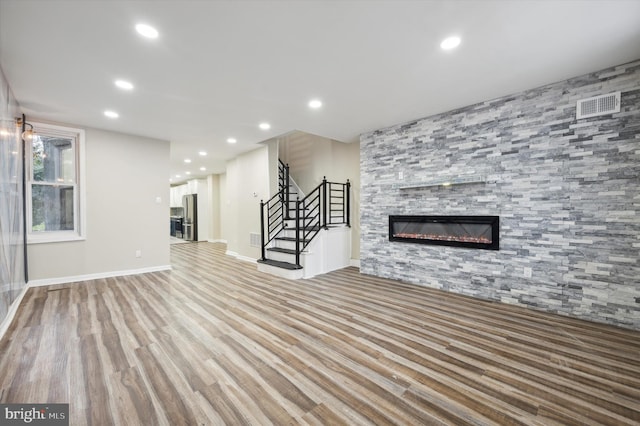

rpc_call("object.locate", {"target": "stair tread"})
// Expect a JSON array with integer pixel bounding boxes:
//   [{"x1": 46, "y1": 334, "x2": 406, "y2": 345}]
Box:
[
  {"x1": 257, "y1": 259, "x2": 302, "y2": 270},
  {"x1": 281, "y1": 226, "x2": 321, "y2": 232},
  {"x1": 267, "y1": 247, "x2": 298, "y2": 254},
  {"x1": 275, "y1": 237, "x2": 310, "y2": 242}
]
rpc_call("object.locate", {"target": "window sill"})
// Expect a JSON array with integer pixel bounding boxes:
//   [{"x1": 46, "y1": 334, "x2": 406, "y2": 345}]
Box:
[{"x1": 27, "y1": 233, "x2": 86, "y2": 245}]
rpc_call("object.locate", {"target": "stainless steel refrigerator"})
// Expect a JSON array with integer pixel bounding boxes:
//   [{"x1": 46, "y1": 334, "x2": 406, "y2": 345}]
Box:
[{"x1": 182, "y1": 194, "x2": 198, "y2": 241}]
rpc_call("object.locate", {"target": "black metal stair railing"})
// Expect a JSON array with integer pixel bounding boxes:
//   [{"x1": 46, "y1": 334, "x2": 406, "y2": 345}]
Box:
[
  {"x1": 278, "y1": 159, "x2": 291, "y2": 220},
  {"x1": 325, "y1": 178, "x2": 351, "y2": 227},
  {"x1": 260, "y1": 160, "x2": 290, "y2": 260},
  {"x1": 260, "y1": 191, "x2": 284, "y2": 261},
  {"x1": 294, "y1": 177, "x2": 351, "y2": 267},
  {"x1": 261, "y1": 168, "x2": 351, "y2": 268}
]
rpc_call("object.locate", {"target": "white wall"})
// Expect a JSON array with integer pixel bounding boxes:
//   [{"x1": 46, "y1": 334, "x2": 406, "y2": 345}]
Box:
[
  {"x1": 218, "y1": 173, "x2": 228, "y2": 242},
  {"x1": 28, "y1": 126, "x2": 170, "y2": 281},
  {"x1": 331, "y1": 140, "x2": 360, "y2": 261},
  {"x1": 265, "y1": 138, "x2": 279, "y2": 196},
  {"x1": 223, "y1": 146, "x2": 270, "y2": 260},
  {"x1": 223, "y1": 162, "x2": 239, "y2": 254},
  {"x1": 279, "y1": 132, "x2": 329, "y2": 194},
  {"x1": 207, "y1": 174, "x2": 222, "y2": 241}
]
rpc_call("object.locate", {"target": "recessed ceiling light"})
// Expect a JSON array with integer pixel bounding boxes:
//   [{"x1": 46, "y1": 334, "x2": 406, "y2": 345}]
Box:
[
  {"x1": 185, "y1": 171, "x2": 191, "y2": 175},
  {"x1": 198, "y1": 151, "x2": 207, "y2": 156},
  {"x1": 135, "y1": 23, "x2": 159, "y2": 39},
  {"x1": 259, "y1": 122, "x2": 271, "y2": 130},
  {"x1": 104, "y1": 110, "x2": 119, "y2": 118},
  {"x1": 227, "y1": 138, "x2": 237, "y2": 144},
  {"x1": 440, "y1": 36, "x2": 461, "y2": 50},
  {"x1": 176, "y1": 174, "x2": 181, "y2": 178},
  {"x1": 115, "y1": 79, "x2": 134, "y2": 90},
  {"x1": 200, "y1": 167, "x2": 206, "y2": 171},
  {"x1": 308, "y1": 99, "x2": 322, "y2": 109},
  {"x1": 184, "y1": 159, "x2": 191, "y2": 163}
]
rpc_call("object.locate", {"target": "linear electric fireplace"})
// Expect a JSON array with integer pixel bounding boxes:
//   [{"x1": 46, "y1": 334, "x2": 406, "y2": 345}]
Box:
[{"x1": 389, "y1": 215, "x2": 499, "y2": 250}]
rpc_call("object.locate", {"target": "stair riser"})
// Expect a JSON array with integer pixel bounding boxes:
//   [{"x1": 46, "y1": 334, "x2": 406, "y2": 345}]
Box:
[
  {"x1": 266, "y1": 250, "x2": 298, "y2": 263},
  {"x1": 274, "y1": 240, "x2": 298, "y2": 251},
  {"x1": 281, "y1": 229, "x2": 320, "y2": 240}
]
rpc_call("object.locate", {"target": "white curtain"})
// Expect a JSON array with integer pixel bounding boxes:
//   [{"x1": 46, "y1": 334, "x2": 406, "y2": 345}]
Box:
[{"x1": 0, "y1": 67, "x2": 25, "y2": 324}]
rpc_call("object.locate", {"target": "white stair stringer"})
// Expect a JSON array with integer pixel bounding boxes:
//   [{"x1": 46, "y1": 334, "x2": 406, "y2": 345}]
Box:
[{"x1": 300, "y1": 225, "x2": 351, "y2": 278}]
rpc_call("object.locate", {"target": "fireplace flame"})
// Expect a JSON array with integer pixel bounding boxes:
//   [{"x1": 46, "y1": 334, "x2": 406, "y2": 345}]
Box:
[{"x1": 393, "y1": 232, "x2": 492, "y2": 244}]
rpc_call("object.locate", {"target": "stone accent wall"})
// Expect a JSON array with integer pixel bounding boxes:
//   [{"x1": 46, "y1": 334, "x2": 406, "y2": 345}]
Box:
[{"x1": 360, "y1": 60, "x2": 640, "y2": 329}]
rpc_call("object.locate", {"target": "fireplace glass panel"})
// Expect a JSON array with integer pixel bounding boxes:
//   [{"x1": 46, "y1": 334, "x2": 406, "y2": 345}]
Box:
[{"x1": 389, "y1": 215, "x2": 499, "y2": 250}]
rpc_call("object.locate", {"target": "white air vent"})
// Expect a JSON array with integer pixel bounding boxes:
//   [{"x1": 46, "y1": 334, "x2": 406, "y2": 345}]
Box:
[
  {"x1": 249, "y1": 232, "x2": 261, "y2": 248},
  {"x1": 576, "y1": 91, "x2": 620, "y2": 119}
]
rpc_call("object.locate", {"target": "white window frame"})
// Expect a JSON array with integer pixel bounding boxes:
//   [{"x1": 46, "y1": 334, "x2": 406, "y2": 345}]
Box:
[{"x1": 26, "y1": 122, "x2": 86, "y2": 244}]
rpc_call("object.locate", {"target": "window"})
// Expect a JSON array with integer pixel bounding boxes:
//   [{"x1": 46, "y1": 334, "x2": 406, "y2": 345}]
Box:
[{"x1": 27, "y1": 122, "x2": 85, "y2": 243}]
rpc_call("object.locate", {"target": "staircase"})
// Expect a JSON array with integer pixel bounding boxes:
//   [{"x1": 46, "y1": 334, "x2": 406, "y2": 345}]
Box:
[{"x1": 257, "y1": 160, "x2": 351, "y2": 279}]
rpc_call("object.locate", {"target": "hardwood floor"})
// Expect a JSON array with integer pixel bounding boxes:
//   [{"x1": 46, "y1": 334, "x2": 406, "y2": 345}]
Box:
[{"x1": 1, "y1": 242, "x2": 639, "y2": 425}]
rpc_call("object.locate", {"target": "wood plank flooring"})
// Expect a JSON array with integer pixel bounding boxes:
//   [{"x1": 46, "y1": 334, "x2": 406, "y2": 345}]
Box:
[{"x1": 1, "y1": 242, "x2": 639, "y2": 425}]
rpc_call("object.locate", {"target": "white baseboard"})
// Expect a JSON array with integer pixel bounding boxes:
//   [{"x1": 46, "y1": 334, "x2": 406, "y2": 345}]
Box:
[
  {"x1": 236, "y1": 254, "x2": 257, "y2": 264},
  {"x1": 350, "y1": 259, "x2": 361, "y2": 268},
  {"x1": 225, "y1": 250, "x2": 257, "y2": 264},
  {"x1": 208, "y1": 239, "x2": 227, "y2": 243},
  {"x1": 0, "y1": 284, "x2": 29, "y2": 341},
  {"x1": 28, "y1": 265, "x2": 172, "y2": 287}
]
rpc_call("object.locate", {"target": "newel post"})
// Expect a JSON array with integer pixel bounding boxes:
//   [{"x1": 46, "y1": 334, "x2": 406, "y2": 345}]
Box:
[
  {"x1": 260, "y1": 199, "x2": 266, "y2": 260},
  {"x1": 346, "y1": 179, "x2": 351, "y2": 227},
  {"x1": 322, "y1": 176, "x2": 328, "y2": 228}
]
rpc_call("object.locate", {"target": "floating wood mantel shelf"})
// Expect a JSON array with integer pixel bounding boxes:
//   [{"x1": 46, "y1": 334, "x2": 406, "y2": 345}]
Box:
[{"x1": 393, "y1": 175, "x2": 487, "y2": 190}]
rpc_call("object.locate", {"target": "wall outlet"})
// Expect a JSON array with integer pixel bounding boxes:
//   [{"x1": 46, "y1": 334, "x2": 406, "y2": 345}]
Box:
[
  {"x1": 398, "y1": 171, "x2": 404, "y2": 180},
  {"x1": 524, "y1": 267, "x2": 532, "y2": 278},
  {"x1": 135, "y1": 250, "x2": 142, "y2": 258},
  {"x1": 155, "y1": 196, "x2": 162, "y2": 204}
]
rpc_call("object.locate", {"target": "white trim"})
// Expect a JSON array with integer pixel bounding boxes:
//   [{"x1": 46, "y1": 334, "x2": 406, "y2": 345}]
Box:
[
  {"x1": 350, "y1": 259, "x2": 361, "y2": 268},
  {"x1": 236, "y1": 254, "x2": 257, "y2": 264},
  {"x1": 225, "y1": 250, "x2": 257, "y2": 264},
  {"x1": 208, "y1": 239, "x2": 227, "y2": 243},
  {"x1": 0, "y1": 285, "x2": 29, "y2": 342},
  {"x1": 26, "y1": 234, "x2": 86, "y2": 244},
  {"x1": 26, "y1": 122, "x2": 86, "y2": 244},
  {"x1": 27, "y1": 265, "x2": 172, "y2": 287},
  {"x1": 78, "y1": 124, "x2": 87, "y2": 239}
]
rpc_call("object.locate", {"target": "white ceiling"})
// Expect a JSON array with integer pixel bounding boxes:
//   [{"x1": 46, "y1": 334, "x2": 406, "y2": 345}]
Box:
[{"x1": 1, "y1": 0, "x2": 639, "y2": 182}]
